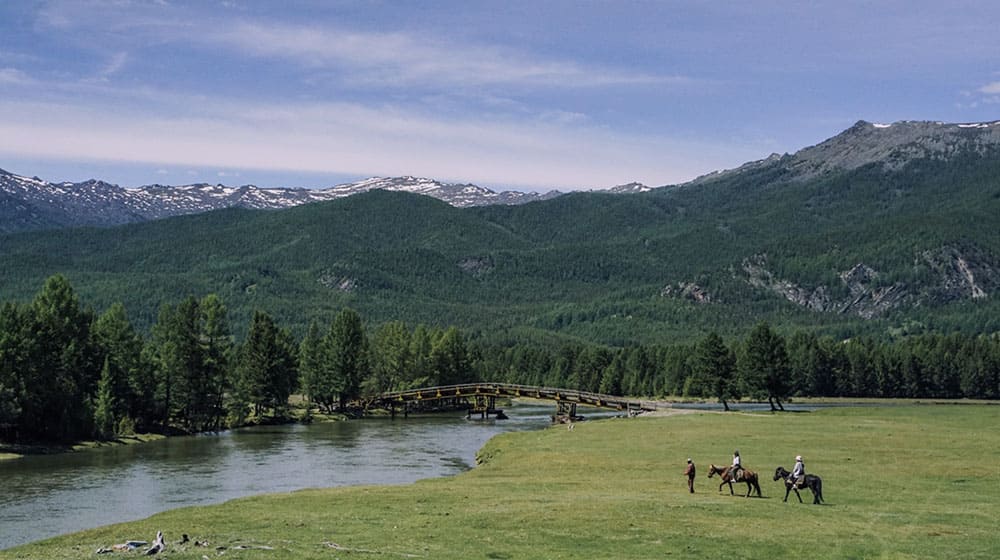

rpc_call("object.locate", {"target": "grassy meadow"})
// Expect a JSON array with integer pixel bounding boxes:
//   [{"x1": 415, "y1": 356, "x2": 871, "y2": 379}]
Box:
[{"x1": 3, "y1": 405, "x2": 998, "y2": 559}]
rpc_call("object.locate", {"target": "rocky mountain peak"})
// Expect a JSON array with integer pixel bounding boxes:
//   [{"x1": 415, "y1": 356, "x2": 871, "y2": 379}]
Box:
[{"x1": 786, "y1": 119, "x2": 1000, "y2": 178}]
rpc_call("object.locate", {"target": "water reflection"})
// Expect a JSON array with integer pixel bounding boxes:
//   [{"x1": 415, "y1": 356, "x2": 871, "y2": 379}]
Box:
[{"x1": 0, "y1": 402, "x2": 559, "y2": 550}]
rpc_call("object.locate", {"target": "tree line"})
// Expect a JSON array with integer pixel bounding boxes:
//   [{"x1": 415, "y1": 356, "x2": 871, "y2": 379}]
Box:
[
  {"x1": 2, "y1": 276, "x2": 998, "y2": 443},
  {"x1": 484, "y1": 323, "x2": 1000, "y2": 409},
  {"x1": 0, "y1": 276, "x2": 475, "y2": 443}
]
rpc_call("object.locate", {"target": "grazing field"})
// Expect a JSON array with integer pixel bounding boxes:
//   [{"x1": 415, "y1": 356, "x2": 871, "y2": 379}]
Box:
[{"x1": 3, "y1": 405, "x2": 998, "y2": 559}]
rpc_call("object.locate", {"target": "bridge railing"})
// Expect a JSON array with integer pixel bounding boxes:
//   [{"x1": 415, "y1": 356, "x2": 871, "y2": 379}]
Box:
[{"x1": 362, "y1": 382, "x2": 660, "y2": 413}]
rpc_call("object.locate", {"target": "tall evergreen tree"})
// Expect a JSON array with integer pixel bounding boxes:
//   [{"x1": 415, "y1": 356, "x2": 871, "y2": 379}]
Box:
[
  {"x1": 322, "y1": 308, "x2": 368, "y2": 410},
  {"x1": 92, "y1": 303, "x2": 143, "y2": 431},
  {"x1": 407, "y1": 324, "x2": 434, "y2": 388},
  {"x1": 23, "y1": 275, "x2": 97, "y2": 440},
  {"x1": 234, "y1": 310, "x2": 298, "y2": 418},
  {"x1": 299, "y1": 319, "x2": 325, "y2": 409},
  {"x1": 93, "y1": 357, "x2": 118, "y2": 439},
  {"x1": 368, "y1": 321, "x2": 411, "y2": 395},
  {"x1": 738, "y1": 322, "x2": 790, "y2": 411},
  {"x1": 0, "y1": 303, "x2": 26, "y2": 441},
  {"x1": 199, "y1": 294, "x2": 232, "y2": 431},
  {"x1": 692, "y1": 332, "x2": 738, "y2": 411},
  {"x1": 430, "y1": 326, "x2": 471, "y2": 387}
]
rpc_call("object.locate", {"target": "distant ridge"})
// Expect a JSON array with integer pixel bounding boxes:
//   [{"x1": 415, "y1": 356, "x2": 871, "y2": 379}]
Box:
[
  {"x1": 4, "y1": 119, "x2": 1000, "y2": 234},
  {"x1": 0, "y1": 172, "x2": 562, "y2": 233}
]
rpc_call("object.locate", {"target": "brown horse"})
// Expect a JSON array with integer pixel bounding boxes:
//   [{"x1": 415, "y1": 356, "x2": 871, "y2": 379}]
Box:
[{"x1": 707, "y1": 464, "x2": 762, "y2": 497}]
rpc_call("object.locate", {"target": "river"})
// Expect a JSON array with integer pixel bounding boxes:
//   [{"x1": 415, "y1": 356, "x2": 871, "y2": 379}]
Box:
[{"x1": 1, "y1": 402, "x2": 570, "y2": 550}]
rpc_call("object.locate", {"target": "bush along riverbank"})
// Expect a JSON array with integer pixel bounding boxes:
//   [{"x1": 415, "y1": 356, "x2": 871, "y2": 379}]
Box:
[{"x1": 3, "y1": 404, "x2": 998, "y2": 559}]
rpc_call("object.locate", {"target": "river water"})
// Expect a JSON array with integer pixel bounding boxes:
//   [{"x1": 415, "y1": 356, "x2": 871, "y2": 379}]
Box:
[{"x1": 1, "y1": 403, "x2": 568, "y2": 550}]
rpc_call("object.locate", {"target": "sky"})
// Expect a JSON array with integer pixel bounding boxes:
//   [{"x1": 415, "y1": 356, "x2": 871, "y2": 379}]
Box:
[{"x1": 2, "y1": 1, "x2": 1000, "y2": 192}]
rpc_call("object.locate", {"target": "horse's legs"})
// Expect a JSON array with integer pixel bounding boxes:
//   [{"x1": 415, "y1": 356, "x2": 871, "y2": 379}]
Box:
[
  {"x1": 810, "y1": 483, "x2": 821, "y2": 504},
  {"x1": 783, "y1": 485, "x2": 790, "y2": 502},
  {"x1": 793, "y1": 487, "x2": 803, "y2": 503}
]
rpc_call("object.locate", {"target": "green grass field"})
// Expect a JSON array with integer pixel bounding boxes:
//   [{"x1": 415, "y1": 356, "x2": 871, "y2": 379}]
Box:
[{"x1": 4, "y1": 405, "x2": 998, "y2": 559}]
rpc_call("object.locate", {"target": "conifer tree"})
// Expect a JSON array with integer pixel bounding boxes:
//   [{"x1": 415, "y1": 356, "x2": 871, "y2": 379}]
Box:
[
  {"x1": 692, "y1": 332, "x2": 738, "y2": 411},
  {"x1": 322, "y1": 308, "x2": 368, "y2": 410},
  {"x1": 93, "y1": 357, "x2": 117, "y2": 439},
  {"x1": 368, "y1": 321, "x2": 411, "y2": 395},
  {"x1": 92, "y1": 303, "x2": 143, "y2": 430},
  {"x1": 430, "y1": 326, "x2": 471, "y2": 387},
  {"x1": 24, "y1": 275, "x2": 97, "y2": 440},
  {"x1": 738, "y1": 322, "x2": 790, "y2": 411}
]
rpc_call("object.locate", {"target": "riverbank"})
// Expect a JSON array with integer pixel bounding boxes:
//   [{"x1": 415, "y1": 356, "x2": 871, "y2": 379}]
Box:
[
  {"x1": 4, "y1": 404, "x2": 997, "y2": 559},
  {"x1": 0, "y1": 434, "x2": 166, "y2": 462}
]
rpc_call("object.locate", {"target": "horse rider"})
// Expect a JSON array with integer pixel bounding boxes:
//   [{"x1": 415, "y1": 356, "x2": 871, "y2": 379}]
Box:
[
  {"x1": 788, "y1": 455, "x2": 805, "y2": 487},
  {"x1": 731, "y1": 449, "x2": 743, "y2": 482},
  {"x1": 684, "y1": 458, "x2": 696, "y2": 493}
]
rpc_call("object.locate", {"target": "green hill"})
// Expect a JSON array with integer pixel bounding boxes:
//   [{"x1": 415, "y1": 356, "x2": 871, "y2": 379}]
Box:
[{"x1": 2, "y1": 129, "x2": 999, "y2": 344}]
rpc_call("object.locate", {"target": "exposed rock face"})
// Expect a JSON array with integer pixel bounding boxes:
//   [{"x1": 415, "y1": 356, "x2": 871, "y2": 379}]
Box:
[
  {"x1": 742, "y1": 255, "x2": 834, "y2": 312},
  {"x1": 921, "y1": 245, "x2": 999, "y2": 301},
  {"x1": 318, "y1": 271, "x2": 358, "y2": 292},
  {"x1": 742, "y1": 246, "x2": 997, "y2": 319},
  {"x1": 836, "y1": 264, "x2": 910, "y2": 319},
  {"x1": 660, "y1": 282, "x2": 714, "y2": 303},
  {"x1": 458, "y1": 256, "x2": 495, "y2": 278}
]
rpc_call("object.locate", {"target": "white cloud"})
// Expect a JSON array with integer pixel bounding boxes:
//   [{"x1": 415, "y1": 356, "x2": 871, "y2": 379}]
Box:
[
  {"x1": 207, "y1": 22, "x2": 689, "y2": 90},
  {"x1": 0, "y1": 67, "x2": 34, "y2": 85},
  {"x1": 100, "y1": 52, "x2": 129, "y2": 79},
  {"x1": 978, "y1": 82, "x2": 1000, "y2": 94}
]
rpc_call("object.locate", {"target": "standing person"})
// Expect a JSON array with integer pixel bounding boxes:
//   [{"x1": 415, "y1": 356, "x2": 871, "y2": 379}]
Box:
[
  {"x1": 731, "y1": 449, "x2": 743, "y2": 482},
  {"x1": 684, "y1": 458, "x2": 696, "y2": 493},
  {"x1": 789, "y1": 455, "x2": 805, "y2": 487}
]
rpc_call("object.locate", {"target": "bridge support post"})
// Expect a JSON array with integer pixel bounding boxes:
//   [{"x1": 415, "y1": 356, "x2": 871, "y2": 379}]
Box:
[
  {"x1": 467, "y1": 395, "x2": 503, "y2": 419},
  {"x1": 553, "y1": 401, "x2": 578, "y2": 423}
]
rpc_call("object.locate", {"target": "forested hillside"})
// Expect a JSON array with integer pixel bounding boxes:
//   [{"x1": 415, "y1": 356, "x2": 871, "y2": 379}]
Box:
[{"x1": 2, "y1": 150, "x2": 999, "y2": 345}]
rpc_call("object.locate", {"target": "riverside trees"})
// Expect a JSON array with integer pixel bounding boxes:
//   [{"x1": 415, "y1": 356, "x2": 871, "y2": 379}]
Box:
[{"x1": 1, "y1": 275, "x2": 999, "y2": 445}]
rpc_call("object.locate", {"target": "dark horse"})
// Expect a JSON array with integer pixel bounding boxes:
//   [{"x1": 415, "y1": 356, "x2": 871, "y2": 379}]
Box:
[
  {"x1": 707, "y1": 464, "x2": 762, "y2": 497},
  {"x1": 774, "y1": 466, "x2": 824, "y2": 504}
]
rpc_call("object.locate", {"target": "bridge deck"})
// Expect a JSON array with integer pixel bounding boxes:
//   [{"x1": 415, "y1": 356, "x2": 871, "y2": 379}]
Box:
[{"x1": 359, "y1": 383, "x2": 660, "y2": 414}]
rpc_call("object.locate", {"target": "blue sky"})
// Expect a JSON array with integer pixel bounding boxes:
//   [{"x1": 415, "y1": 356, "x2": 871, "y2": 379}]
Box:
[{"x1": 1, "y1": 0, "x2": 999, "y2": 191}]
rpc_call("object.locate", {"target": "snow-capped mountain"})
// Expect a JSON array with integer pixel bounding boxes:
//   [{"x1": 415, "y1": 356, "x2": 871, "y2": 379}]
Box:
[
  {"x1": 604, "y1": 182, "x2": 652, "y2": 194},
  {"x1": 0, "y1": 171, "x2": 563, "y2": 233}
]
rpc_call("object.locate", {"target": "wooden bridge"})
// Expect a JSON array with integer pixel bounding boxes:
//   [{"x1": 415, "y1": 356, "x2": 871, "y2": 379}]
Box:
[{"x1": 356, "y1": 383, "x2": 660, "y2": 421}]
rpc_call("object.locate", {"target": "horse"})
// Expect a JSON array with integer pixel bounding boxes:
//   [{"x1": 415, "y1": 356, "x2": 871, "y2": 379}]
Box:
[
  {"x1": 707, "y1": 464, "x2": 762, "y2": 497},
  {"x1": 774, "y1": 466, "x2": 824, "y2": 504}
]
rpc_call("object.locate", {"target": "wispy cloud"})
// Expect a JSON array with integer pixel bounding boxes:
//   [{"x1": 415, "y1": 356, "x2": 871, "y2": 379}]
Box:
[
  {"x1": 98, "y1": 51, "x2": 128, "y2": 80},
  {"x1": 979, "y1": 82, "x2": 1000, "y2": 94},
  {"x1": 205, "y1": 21, "x2": 690, "y2": 90},
  {"x1": 0, "y1": 67, "x2": 34, "y2": 85}
]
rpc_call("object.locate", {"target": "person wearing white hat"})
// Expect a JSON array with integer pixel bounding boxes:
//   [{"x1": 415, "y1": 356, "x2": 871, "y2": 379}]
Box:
[{"x1": 789, "y1": 455, "x2": 805, "y2": 487}]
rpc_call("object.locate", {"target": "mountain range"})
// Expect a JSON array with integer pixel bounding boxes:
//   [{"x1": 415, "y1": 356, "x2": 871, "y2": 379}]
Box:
[
  {"x1": 0, "y1": 171, "x2": 600, "y2": 234},
  {"x1": 1, "y1": 119, "x2": 999, "y2": 344}
]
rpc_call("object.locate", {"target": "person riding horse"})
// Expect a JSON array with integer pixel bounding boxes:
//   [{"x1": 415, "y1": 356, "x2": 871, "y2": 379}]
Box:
[
  {"x1": 731, "y1": 450, "x2": 743, "y2": 482},
  {"x1": 788, "y1": 455, "x2": 805, "y2": 487}
]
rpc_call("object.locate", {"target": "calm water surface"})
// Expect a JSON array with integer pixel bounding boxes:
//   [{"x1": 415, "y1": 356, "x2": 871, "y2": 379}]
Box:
[{"x1": 1, "y1": 403, "x2": 567, "y2": 550}]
